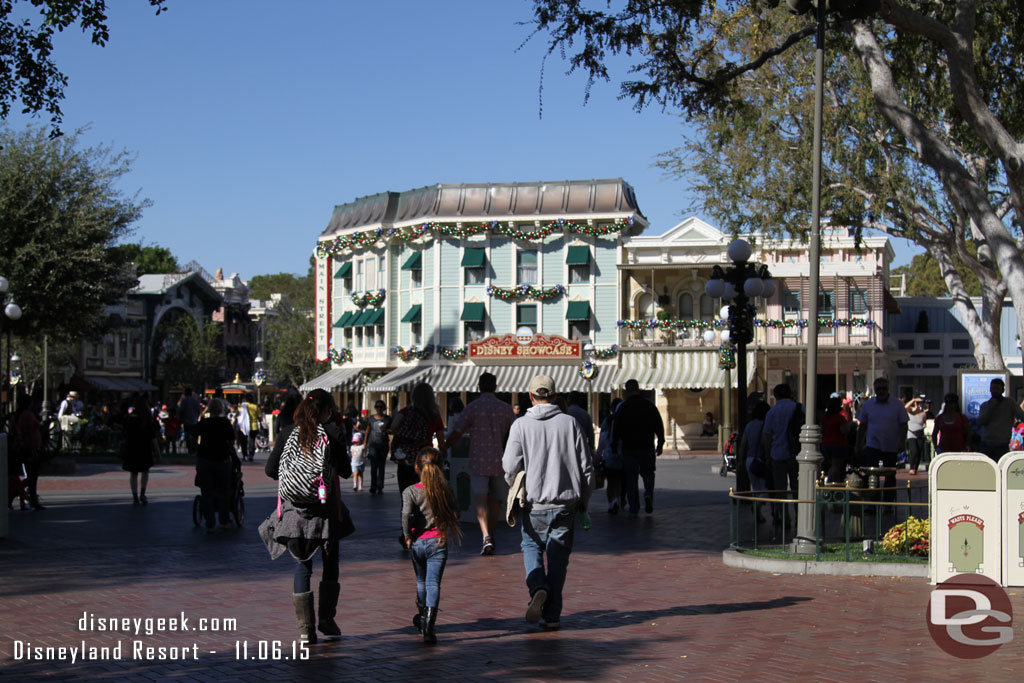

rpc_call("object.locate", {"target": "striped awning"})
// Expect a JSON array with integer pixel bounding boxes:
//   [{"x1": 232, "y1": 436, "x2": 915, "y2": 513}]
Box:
[
  {"x1": 299, "y1": 367, "x2": 363, "y2": 393},
  {"x1": 363, "y1": 365, "x2": 434, "y2": 392},
  {"x1": 641, "y1": 351, "x2": 756, "y2": 390},
  {"x1": 395, "y1": 363, "x2": 621, "y2": 394}
]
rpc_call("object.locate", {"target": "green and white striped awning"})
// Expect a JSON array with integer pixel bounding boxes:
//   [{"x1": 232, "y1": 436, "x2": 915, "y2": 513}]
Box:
[
  {"x1": 426, "y1": 363, "x2": 619, "y2": 394},
  {"x1": 613, "y1": 351, "x2": 756, "y2": 390},
  {"x1": 299, "y1": 367, "x2": 363, "y2": 393},
  {"x1": 363, "y1": 365, "x2": 434, "y2": 392}
]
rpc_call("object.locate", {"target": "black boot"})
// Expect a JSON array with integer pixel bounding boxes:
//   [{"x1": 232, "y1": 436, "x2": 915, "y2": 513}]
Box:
[
  {"x1": 317, "y1": 581, "x2": 341, "y2": 638},
  {"x1": 412, "y1": 601, "x2": 425, "y2": 632},
  {"x1": 422, "y1": 606, "x2": 437, "y2": 644},
  {"x1": 292, "y1": 592, "x2": 317, "y2": 644}
]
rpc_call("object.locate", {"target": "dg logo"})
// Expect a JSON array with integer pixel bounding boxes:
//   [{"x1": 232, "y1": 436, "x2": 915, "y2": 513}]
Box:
[{"x1": 927, "y1": 574, "x2": 1013, "y2": 659}]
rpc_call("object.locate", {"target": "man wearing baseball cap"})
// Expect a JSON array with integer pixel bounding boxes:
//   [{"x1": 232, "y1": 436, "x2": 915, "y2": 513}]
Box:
[{"x1": 502, "y1": 373, "x2": 593, "y2": 630}]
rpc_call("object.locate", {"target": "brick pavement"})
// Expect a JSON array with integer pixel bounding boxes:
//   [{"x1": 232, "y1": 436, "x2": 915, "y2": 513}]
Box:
[{"x1": 1, "y1": 457, "x2": 1021, "y2": 682}]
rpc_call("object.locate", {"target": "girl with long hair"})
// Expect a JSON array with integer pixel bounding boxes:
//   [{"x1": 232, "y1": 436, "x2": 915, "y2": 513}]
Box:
[
  {"x1": 265, "y1": 389, "x2": 352, "y2": 644},
  {"x1": 390, "y1": 381, "x2": 446, "y2": 547},
  {"x1": 401, "y1": 447, "x2": 461, "y2": 644},
  {"x1": 932, "y1": 393, "x2": 970, "y2": 455}
]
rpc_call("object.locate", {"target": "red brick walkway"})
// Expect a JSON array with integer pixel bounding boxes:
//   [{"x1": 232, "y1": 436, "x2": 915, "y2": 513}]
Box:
[{"x1": 1, "y1": 459, "x2": 1019, "y2": 681}]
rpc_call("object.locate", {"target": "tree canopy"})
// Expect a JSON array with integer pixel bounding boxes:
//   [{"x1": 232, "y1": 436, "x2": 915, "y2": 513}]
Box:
[
  {"x1": 892, "y1": 250, "x2": 981, "y2": 298},
  {"x1": 265, "y1": 306, "x2": 326, "y2": 389},
  {"x1": 109, "y1": 243, "x2": 179, "y2": 275},
  {"x1": 0, "y1": 125, "x2": 148, "y2": 339},
  {"x1": 0, "y1": 0, "x2": 166, "y2": 130},
  {"x1": 248, "y1": 269, "x2": 313, "y2": 309}
]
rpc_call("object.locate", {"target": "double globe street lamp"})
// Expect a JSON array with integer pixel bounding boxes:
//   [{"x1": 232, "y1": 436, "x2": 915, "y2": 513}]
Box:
[
  {"x1": 704, "y1": 239, "x2": 775, "y2": 494},
  {"x1": 0, "y1": 276, "x2": 24, "y2": 423}
]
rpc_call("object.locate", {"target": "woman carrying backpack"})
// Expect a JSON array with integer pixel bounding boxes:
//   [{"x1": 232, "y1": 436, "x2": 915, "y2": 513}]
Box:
[
  {"x1": 389, "y1": 382, "x2": 446, "y2": 547},
  {"x1": 265, "y1": 389, "x2": 352, "y2": 644},
  {"x1": 401, "y1": 447, "x2": 461, "y2": 644}
]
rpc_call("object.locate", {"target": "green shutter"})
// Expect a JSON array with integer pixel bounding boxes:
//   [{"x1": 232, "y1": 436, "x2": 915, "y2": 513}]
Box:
[
  {"x1": 401, "y1": 304, "x2": 422, "y2": 323},
  {"x1": 517, "y1": 305, "x2": 537, "y2": 326},
  {"x1": 460, "y1": 302, "x2": 486, "y2": 322},
  {"x1": 401, "y1": 252, "x2": 422, "y2": 270},
  {"x1": 566, "y1": 301, "x2": 591, "y2": 320},
  {"x1": 335, "y1": 311, "x2": 354, "y2": 327},
  {"x1": 461, "y1": 248, "x2": 486, "y2": 268},
  {"x1": 334, "y1": 261, "x2": 352, "y2": 278},
  {"x1": 565, "y1": 246, "x2": 590, "y2": 265}
]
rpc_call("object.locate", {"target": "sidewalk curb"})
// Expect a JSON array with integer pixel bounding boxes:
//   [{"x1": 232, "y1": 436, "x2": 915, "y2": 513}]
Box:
[{"x1": 722, "y1": 549, "x2": 929, "y2": 579}]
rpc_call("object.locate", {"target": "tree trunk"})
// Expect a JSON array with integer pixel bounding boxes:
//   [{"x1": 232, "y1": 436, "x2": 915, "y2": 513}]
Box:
[{"x1": 932, "y1": 243, "x2": 1005, "y2": 370}]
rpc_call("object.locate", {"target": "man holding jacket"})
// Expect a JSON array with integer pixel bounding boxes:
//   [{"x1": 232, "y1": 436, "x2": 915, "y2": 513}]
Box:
[{"x1": 503, "y1": 374, "x2": 593, "y2": 631}]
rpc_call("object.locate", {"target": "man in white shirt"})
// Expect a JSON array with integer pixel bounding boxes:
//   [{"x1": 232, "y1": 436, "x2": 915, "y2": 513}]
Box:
[
  {"x1": 856, "y1": 378, "x2": 908, "y2": 501},
  {"x1": 57, "y1": 390, "x2": 84, "y2": 452}
]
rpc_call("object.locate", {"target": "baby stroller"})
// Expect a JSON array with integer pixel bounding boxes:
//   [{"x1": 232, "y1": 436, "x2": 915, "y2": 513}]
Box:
[
  {"x1": 192, "y1": 459, "x2": 245, "y2": 527},
  {"x1": 719, "y1": 432, "x2": 739, "y2": 477}
]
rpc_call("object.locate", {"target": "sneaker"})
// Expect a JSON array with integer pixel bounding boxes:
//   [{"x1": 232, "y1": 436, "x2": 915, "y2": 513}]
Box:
[
  {"x1": 644, "y1": 495, "x2": 653, "y2": 514},
  {"x1": 140, "y1": 494, "x2": 148, "y2": 505},
  {"x1": 540, "y1": 620, "x2": 561, "y2": 631},
  {"x1": 525, "y1": 589, "x2": 547, "y2": 624},
  {"x1": 481, "y1": 536, "x2": 495, "y2": 556}
]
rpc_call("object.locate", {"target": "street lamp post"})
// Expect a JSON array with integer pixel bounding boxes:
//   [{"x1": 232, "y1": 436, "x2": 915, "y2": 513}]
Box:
[
  {"x1": 0, "y1": 276, "x2": 24, "y2": 425},
  {"x1": 9, "y1": 353, "x2": 21, "y2": 414},
  {"x1": 581, "y1": 340, "x2": 595, "y2": 424},
  {"x1": 252, "y1": 354, "x2": 266, "y2": 407},
  {"x1": 705, "y1": 240, "x2": 775, "y2": 493}
]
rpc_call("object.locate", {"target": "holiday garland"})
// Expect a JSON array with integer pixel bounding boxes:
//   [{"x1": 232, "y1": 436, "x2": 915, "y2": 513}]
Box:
[
  {"x1": 438, "y1": 346, "x2": 467, "y2": 361},
  {"x1": 392, "y1": 345, "x2": 433, "y2": 361},
  {"x1": 329, "y1": 347, "x2": 354, "y2": 364},
  {"x1": 618, "y1": 317, "x2": 877, "y2": 330},
  {"x1": 487, "y1": 284, "x2": 566, "y2": 302},
  {"x1": 351, "y1": 289, "x2": 386, "y2": 308},
  {"x1": 718, "y1": 343, "x2": 736, "y2": 370},
  {"x1": 577, "y1": 360, "x2": 598, "y2": 380},
  {"x1": 316, "y1": 217, "x2": 634, "y2": 257},
  {"x1": 593, "y1": 345, "x2": 618, "y2": 359}
]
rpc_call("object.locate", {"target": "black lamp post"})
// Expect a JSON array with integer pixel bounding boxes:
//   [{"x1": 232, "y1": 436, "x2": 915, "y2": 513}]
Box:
[
  {"x1": 0, "y1": 276, "x2": 24, "y2": 426},
  {"x1": 705, "y1": 239, "x2": 775, "y2": 493}
]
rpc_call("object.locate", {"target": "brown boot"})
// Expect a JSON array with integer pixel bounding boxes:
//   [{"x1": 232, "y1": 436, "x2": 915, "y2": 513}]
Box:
[
  {"x1": 317, "y1": 581, "x2": 341, "y2": 638},
  {"x1": 292, "y1": 592, "x2": 317, "y2": 644}
]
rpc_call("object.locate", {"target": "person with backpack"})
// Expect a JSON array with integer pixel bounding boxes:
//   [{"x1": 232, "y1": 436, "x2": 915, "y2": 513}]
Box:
[
  {"x1": 366, "y1": 400, "x2": 392, "y2": 495},
  {"x1": 401, "y1": 447, "x2": 462, "y2": 644},
  {"x1": 390, "y1": 382, "x2": 446, "y2": 548},
  {"x1": 265, "y1": 389, "x2": 352, "y2": 644},
  {"x1": 761, "y1": 383, "x2": 804, "y2": 532}
]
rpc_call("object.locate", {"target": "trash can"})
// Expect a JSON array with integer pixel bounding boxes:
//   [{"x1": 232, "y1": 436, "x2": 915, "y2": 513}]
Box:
[
  {"x1": 447, "y1": 434, "x2": 475, "y2": 524},
  {"x1": 1000, "y1": 450, "x2": 1024, "y2": 587},
  {"x1": 929, "y1": 452, "x2": 1001, "y2": 585}
]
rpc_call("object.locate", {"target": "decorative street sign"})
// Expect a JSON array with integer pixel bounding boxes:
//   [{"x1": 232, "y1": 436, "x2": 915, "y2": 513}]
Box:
[{"x1": 469, "y1": 333, "x2": 581, "y2": 360}]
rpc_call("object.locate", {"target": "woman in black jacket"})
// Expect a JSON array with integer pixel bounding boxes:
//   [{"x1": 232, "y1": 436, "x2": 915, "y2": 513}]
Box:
[{"x1": 265, "y1": 389, "x2": 351, "y2": 643}]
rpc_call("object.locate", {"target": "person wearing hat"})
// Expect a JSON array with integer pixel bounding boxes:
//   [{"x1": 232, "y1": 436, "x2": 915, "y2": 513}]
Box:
[
  {"x1": 57, "y1": 390, "x2": 85, "y2": 453},
  {"x1": 502, "y1": 374, "x2": 593, "y2": 630}
]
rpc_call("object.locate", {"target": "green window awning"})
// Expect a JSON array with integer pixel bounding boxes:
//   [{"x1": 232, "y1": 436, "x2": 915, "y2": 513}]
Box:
[
  {"x1": 401, "y1": 304, "x2": 422, "y2": 323},
  {"x1": 461, "y1": 302, "x2": 486, "y2": 322},
  {"x1": 369, "y1": 308, "x2": 386, "y2": 325},
  {"x1": 566, "y1": 246, "x2": 590, "y2": 265},
  {"x1": 335, "y1": 261, "x2": 352, "y2": 278},
  {"x1": 461, "y1": 248, "x2": 486, "y2": 268},
  {"x1": 566, "y1": 301, "x2": 591, "y2": 320},
  {"x1": 351, "y1": 309, "x2": 373, "y2": 326},
  {"x1": 335, "y1": 311, "x2": 354, "y2": 327},
  {"x1": 401, "y1": 252, "x2": 422, "y2": 270}
]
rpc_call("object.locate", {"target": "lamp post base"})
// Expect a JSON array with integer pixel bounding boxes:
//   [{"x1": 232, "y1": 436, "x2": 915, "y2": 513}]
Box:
[{"x1": 791, "y1": 423, "x2": 823, "y2": 555}]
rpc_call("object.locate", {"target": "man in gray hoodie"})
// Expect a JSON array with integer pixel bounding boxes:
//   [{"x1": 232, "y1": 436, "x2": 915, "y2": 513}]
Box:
[{"x1": 503, "y1": 374, "x2": 593, "y2": 630}]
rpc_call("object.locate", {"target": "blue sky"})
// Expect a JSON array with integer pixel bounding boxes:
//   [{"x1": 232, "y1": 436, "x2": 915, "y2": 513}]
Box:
[{"x1": 9, "y1": 0, "x2": 919, "y2": 279}]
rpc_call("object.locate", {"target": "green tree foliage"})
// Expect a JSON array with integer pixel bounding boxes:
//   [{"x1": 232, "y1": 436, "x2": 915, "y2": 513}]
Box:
[
  {"x1": 109, "y1": 243, "x2": 179, "y2": 274},
  {"x1": 265, "y1": 306, "x2": 327, "y2": 389},
  {"x1": 0, "y1": 0, "x2": 167, "y2": 130},
  {"x1": 7, "y1": 333, "x2": 78, "y2": 399},
  {"x1": 249, "y1": 271, "x2": 313, "y2": 309},
  {"x1": 153, "y1": 311, "x2": 222, "y2": 391},
  {"x1": 0, "y1": 125, "x2": 148, "y2": 339},
  {"x1": 892, "y1": 250, "x2": 982, "y2": 298}
]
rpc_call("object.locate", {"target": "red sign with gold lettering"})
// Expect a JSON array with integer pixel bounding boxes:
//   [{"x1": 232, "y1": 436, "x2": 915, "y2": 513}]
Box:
[{"x1": 469, "y1": 334, "x2": 581, "y2": 360}]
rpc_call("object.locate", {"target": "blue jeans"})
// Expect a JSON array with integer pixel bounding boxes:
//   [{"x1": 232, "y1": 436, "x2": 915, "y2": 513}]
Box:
[
  {"x1": 521, "y1": 506, "x2": 575, "y2": 622},
  {"x1": 622, "y1": 449, "x2": 656, "y2": 513},
  {"x1": 410, "y1": 537, "x2": 448, "y2": 608},
  {"x1": 293, "y1": 539, "x2": 339, "y2": 593}
]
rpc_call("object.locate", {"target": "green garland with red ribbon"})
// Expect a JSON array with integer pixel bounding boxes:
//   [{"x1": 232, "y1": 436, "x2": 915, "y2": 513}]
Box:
[
  {"x1": 487, "y1": 284, "x2": 566, "y2": 301},
  {"x1": 352, "y1": 289, "x2": 386, "y2": 308},
  {"x1": 329, "y1": 347, "x2": 353, "y2": 364},
  {"x1": 618, "y1": 318, "x2": 876, "y2": 330}
]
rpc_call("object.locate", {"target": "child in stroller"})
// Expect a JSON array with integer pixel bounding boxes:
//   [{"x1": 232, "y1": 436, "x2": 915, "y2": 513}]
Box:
[{"x1": 719, "y1": 432, "x2": 739, "y2": 477}]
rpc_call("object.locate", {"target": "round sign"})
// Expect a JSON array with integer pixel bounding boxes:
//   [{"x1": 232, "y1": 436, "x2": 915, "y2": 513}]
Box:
[
  {"x1": 926, "y1": 573, "x2": 1013, "y2": 659},
  {"x1": 515, "y1": 326, "x2": 534, "y2": 345}
]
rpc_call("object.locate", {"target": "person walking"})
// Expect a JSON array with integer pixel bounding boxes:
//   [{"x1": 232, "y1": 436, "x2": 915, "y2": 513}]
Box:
[
  {"x1": 265, "y1": 389, "x2": 352, "y2": 644},
  {"x1": 739, "y1": 401, "x2": 770, "y2": 522},
  {"x1": 12, "y1": 395, "x2": 45, "y2": 510},
  {"x1": 401, "y1": 447, "x2": 462, "y2": 644},
  {"x1": 611, "y1": 379, "x2": 664, "y2": 514},
  {"x1": 390, "y1": 382, "x2": 446, "y2": 548},
  {"x1": 502, "y1": 374, "x2": 593, "y2": 630},
  {"x1": 121, "y1": 395, "x2": 159, "y2": 505},
  {"x1": 932, "y1": 393, "x2": 971, "y2": 456},
  {"x1": 595, "y1": 398, "x2": 623, "y2": 514},
  {"x1": 177, "y1": 387, "x2": 202, "y2": 454},
  {"x1": 905, "y1": 395, "x2": 929, "y2": 474},
  {"x1": 762, "y1": 383, "x2": 803, "y2": 530},
  {"x1": 821, "y1": 394, "x2": 852, "y2": 483},
  {"x1": 856, "y1": 377, "x2": 909, "y2": 501},
  {"x1": 446, "y1": 372, "x2": 515, "y2": 555},
  {"x1": 977, "y1": 378, "x2": 1024, "y2": 461},
  {"x1": 194, "y1": 399, "x2": 238, "y2": 532},
  {"x1": 365, "y1": 400, "x2": 392, "y2": 495}
]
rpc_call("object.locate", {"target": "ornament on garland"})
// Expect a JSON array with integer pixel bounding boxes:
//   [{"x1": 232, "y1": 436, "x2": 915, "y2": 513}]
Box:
[
  {"x1": 718, "y1": 343, "x2": 736, "y2": 371},
  {"x1": 351, "y1": 289, "x2": 386, "y2": 307},
  {"x1": 392, "y1": 345, "x2": 434, "y2": 361},
  {"x1": 577, "y1": 360, "x2": 597, "y2": 380},
  {"x1": 593, "y1": 345, "x2": 618, "y2": 359},
  {"x1": 316, "y1": 217, "x2": 634, "y2": 257},
  {"x1": 329, "y1": 347, "x2": 354, "y2": 364},
  {"x1": 487, "y1": 284, "x2": 566, "y2": 302},
  {"x1": 618, "y1": 317, "x2": 877, "y2": 330},
  {"x1": 438, "y1": 346, "x2": 467, "y2": 361},
  {"x1": 617, "y1": 318, "x2": 729, "y2": 330},
  {"x1": 252, "y1": 369, "x2": 267, "y2": 386},
  {"x1": 753, "y1": 318, "x2": 877, "y2": 329}
]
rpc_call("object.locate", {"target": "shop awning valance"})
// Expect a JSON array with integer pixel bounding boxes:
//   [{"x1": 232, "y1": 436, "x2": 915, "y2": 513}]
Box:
[
  {"x1": 565, "y1": 246, "x2": 590, "y2": 265},
  {"x1": 565, "y1": 301, "x2": 591, "y2": 320},
  {"x1": 299, "y1": 367, "x2": 363, "y2": 393},
  {"x1": 334, "y1": 262, "x2": 352, "y2": 278},
  {"x1": 401, "y1": 252, "x2": 422, "y2": 270},
  {"x1": 426, "y1": 363, "x2": 618, "y2": 394},
  {"x1": 461, "y1": 302, "x2": 486, "y2": 322},
  {"x1": 640, "y1": 351, "x2": 756, "y2": 390},
  {"x1": 363, "y1": 365, "x2": 434, "y2": 392},
  {"x1": 401, "y1": 304, "x2": 422, "y2": 323},
  {"x1": 461, "y1": 248, "x2": 486, "y2": 268},
  {"x1": 335, "y1": 311, "x2": 354, "y2": 327}
]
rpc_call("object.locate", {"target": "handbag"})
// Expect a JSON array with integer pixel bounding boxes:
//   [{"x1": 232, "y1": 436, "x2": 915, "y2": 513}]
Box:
[{"x1": 257, "y1": 491, "x2": 287, "y2": 560}]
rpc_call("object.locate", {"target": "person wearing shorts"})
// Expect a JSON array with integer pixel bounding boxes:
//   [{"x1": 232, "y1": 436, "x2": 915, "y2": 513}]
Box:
[{"x1": 447, "y1": 372, "x2": 515, "y2": 555}]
